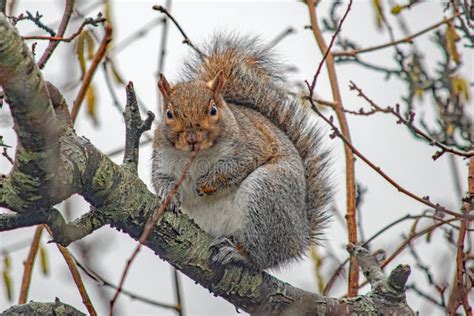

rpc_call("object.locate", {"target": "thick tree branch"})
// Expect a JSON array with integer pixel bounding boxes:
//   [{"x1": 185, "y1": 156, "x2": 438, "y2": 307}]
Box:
[
  {"x1": 0, "y1": 13, "x2": 59, "y2": 212},
  {"x1": 0, "y1": 12, "x2": 415, "y2": 315},
  {"x1": 1, "y1": 299, "x2": 86, "y2": 316}
]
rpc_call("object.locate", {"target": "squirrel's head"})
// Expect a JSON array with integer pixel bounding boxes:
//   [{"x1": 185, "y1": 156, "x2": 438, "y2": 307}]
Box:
[{"x1": 158, "y1": 71, "x2": 229, "y2": 152}]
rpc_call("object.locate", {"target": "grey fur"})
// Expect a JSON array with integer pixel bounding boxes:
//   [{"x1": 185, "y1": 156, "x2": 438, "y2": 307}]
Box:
[
  {"x1": 153, "y1": 34, "x2": 333, "y2": 270},
  {"x1": 182, "y1": 34, "x2": 333, "y2": 241}
]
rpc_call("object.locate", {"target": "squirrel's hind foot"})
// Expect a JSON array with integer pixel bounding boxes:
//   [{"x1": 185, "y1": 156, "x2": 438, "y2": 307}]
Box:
[{"x1": 209, "y1": 236, "x2": 249, "y2": 268}]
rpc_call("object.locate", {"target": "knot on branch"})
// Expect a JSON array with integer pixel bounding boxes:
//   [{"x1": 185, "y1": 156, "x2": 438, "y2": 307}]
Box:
[
  {"x1": 348, "y1": 244, "x2": 411, "y2": 304},
  {"x1": 122, "y1": 81, "x2": 155, "y2": 171}
]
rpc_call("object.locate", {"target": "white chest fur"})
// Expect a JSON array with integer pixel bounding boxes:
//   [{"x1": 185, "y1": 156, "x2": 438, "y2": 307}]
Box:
[{"x1": 153, "y1": 145, "x2": 245, "y2": 237}]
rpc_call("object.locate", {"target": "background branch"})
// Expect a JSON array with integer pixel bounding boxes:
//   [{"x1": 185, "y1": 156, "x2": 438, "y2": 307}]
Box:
[{"x1": 306, "y1": 0, "x2": 359, "y2": 297}]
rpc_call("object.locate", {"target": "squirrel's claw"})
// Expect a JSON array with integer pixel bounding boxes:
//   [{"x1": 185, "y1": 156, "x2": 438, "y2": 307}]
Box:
[
  {"x1": 196, "y1": 178, "x2": 217, "y2": 196},
  {"x1": 209, "y1": 236, "x2": 248, "y2": 267}
]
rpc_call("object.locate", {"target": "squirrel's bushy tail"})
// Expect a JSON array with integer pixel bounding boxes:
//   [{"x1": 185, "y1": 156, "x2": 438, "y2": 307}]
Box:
[{"x1": 181, "y1": 33, "x2": 333, "y2": 241}]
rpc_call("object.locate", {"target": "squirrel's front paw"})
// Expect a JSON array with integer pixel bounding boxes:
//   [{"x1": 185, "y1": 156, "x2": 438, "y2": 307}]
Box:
[
  {"x1": 209, "y1": 236, "x2": 248, "y2": 267},
  {"x1": 196, "y1": 177, "x2": 217, "y2": 196}
]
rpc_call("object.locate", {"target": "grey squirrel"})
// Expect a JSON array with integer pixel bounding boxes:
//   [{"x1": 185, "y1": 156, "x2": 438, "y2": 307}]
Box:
[{"x1": 152, "y1": 34, "x2": 332, "y2": 270}]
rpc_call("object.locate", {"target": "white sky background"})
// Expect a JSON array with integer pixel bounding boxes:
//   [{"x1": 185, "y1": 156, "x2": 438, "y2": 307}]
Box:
[{"x1": 0, "y1": 0, "x2": 472, "y2": 315}]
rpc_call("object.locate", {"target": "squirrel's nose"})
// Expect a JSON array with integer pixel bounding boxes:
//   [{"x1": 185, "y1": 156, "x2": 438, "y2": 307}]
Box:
[{"x1": 186, "y1": 133, "x2": 198, "y2": 145}]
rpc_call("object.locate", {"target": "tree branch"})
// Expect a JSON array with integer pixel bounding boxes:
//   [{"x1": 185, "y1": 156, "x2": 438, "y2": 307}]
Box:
[
  {"x1": 2, "y1": 299, "x2": 86, "y2": 315},
  {"x1": 70, "y1": 23, "x2": 112, "y2": 122},
  {"x1": 305, "y1": 0, "x2": 359, "y2": 297},
  {"x1": 152, "y1": 4, "x2": 205, "y2": 58},
  {"x1": 37, "y1": 0, "x2": 74, "y2": 69},
  {"x1": 333, "y1": 14, "x2": 460, "y2": 57},
  {"x1": 349, "y1": 81, "x2": 474, "y2": 160},
  {"x1": 0, "y1": 12, "x2": 415, "y2": 315}
]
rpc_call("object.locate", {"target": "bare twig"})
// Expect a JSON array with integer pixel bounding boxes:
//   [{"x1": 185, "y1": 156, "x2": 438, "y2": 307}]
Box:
[
  {"x1": 45, "y1": 226, "x2": 97, "y2": 316},
  {"x1": 152, "y1": 4, "x2": 205, "y2": 58},
  {"x1": 350, "y1": 217, "x2": 459, "y2": 295},
  {"x1": 308, "y1": 1, "x2": 352, "y2": 92},
  {"x1": 71, "y1": 23, "x2": 112, "y2": 123},
  {"x1": 306, "y1": 0, "x2": 359, "y2": 297},
  {"x1": 448, "y1": 157, "x2": 473, "y2": 315},
  {"x1": 106, "y1": 137, "x2": 153, "y2": 158},
  {"x1": 110, "y1": 147, "x2": 200, "y2": 315},
  {"x1": 156, "y1": 0, "x2": 172, "y2": 112},
  {"x1": 102, "y1": 59, "x2": 122, "y2": 113},
  {"x1": 0, "y1": 238, "x2": 34, "y2": 254},
  {"x1": 22, "y1": 13, "x2": 106, "y2": 42},
  {"x1": 12, "y1": 11, "x2": 56, "y2": 35},
  {"x1": 407, "y1": 284, "x2": 445, "y2": 309},
  {"x1": 268, "y1": 26, "x2": 296, "y2": 48},
  {"x1": 349, "y1": 81, "x2": 474, "y2": 160},
  {"x1": 37, "y1": 0, "x2": 75, "y2": 69},
  {"x1": 2, "y1": 147, "x2": 13, "y2": 164},
  {"x1": 333, "y1": 14, "x2": 460, "y2": 57},
  {"x1": 18, "y1": 226, "x2": 43, "y2": 304},
  {"x1": 73, "y1": 256, "x2": 179, "y2": 311},
  {"x1": 111, "y1": 18, "x2": 163, "y2": 55},
  {"x1": 308, "y1": 94, "x2": 470, "y2": 220},
  {"x1": 172, "y1": 268, "x2": 184, "y2": 316},
  {"x1": 324, "y1": 213, "x2": 464, "y2": 295}
]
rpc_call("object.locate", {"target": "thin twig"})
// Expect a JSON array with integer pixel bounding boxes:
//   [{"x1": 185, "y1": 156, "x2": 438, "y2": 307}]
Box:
[
  {"x1": 37, "y1": 0, "x2": 75, "y2": 69},
  {"x1": 407, "y1": 284, "x2": 445, "y2": 309},
  {"x1": 308, "y1": 1, "x2": 352, "y2": 92},
  {"x1": 0, "y1": 238, "x2": 34, "y2": 254},
  {"x1": 111, "y1": 18, "x2": 163, "y2": 55},
  {"x1": 152, "y1": 4, "x2": 205, "y2": 58},
  {"x1": 102, "y1": 59, "x2": 122, "y2": 113},
  {"x1": 45, "y1": 226, "x2": 97, "y2": 316},
  {"x1": 172, "y1": 268, "x2": 184, "y2": 316},
  {"x1": 156, "y1": 0, "x2": 172, "y2": 112},
  {"x1": 110, "y1": 147, "x2": 200, "y2": 315},
  {"x1": 18, "y1": 225, "x2": 43, "y2": 304},
  {"x1": 381, "y1": 218, "x2": 458, "y2": 271},
  {"x1": 73, "y1": 256, "x2": 179, "y2": 311},
  {"x1": 350, "y1": 217, "x2": 459, "y2": 295},
  {"x1": 2, "y1": 147, "x2": 13, "y2": 164},
  {"x1": 12, "y1": 11, "x2": 56, "y2": 35},
  {"x1": 268, "y1": 26, "x2": 296, "y2": 48},
  {"x1": 71, "y1": 23, "x2": 112, "y2": 123},
  {"x1": 22, "y1": 13, "x2": 106, "y2": 42},
  {"x1": 449, "y1": 157, "x2": 473, "y2": 315},
  {"x1": 106, "y1": 137, "x2": 153, "y2": 158},
  {"x1": 306, "y1": 0, "x2": 359, "y2": 297},
  {"x1": 323, "y1": 212, "x2": 462, "y2": 295},
  {"x1": 448, "y1": 155, "x2": 463, "y2": 199},
  {"x1": 349, "y1": 81, "x2": 474, "y2": 160},
  {"x1": 333, "y1": 14, "x2": 460, "y2": 57},
  {"x1": 308, "y1": 94, "x2": 470, "y2": 220}
]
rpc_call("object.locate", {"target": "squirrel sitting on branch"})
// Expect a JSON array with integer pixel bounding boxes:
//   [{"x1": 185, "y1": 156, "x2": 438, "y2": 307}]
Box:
[{"x1": 152, "y1": 34, "x2": 332, "y2": 270}]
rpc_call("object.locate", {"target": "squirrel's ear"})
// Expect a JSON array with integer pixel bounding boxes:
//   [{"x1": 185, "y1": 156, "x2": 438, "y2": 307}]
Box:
[
  {"x1": 206, "y1": 70, "x2": 225, "y2": 97},
  {"x1": 158, "y1": 74, "x2": 172, "y2": 110}
]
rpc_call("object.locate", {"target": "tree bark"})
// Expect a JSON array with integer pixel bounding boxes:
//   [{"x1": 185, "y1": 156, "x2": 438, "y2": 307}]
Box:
[{"x1": 0, "y1": 14, "x2": 414, "y2": 315}]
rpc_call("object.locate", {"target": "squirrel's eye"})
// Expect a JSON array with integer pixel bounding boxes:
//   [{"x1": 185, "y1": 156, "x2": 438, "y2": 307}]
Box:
[
  {"x1": 210, "y1": 105, "x2": 218, "y2": 116},
  {"x1": 166, "y1": 109, "x2": 173, "y2": 119}
]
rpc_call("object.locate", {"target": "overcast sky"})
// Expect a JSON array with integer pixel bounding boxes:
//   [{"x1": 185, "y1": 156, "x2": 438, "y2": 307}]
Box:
[{"x1": 1, "y1": 1, "x2": 472, "y2": 315}]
